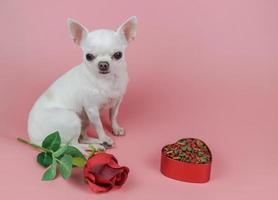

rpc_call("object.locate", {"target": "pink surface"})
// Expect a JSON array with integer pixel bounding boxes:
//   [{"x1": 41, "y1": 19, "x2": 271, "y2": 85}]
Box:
[{"x1": 1, "y1": 0, "x2": 278, "y2": 199}]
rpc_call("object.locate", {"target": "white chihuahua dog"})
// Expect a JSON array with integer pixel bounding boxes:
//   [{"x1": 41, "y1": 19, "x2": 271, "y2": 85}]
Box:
[{"x1": 28, "y1": 16, "x2": 137, "y2": 152}]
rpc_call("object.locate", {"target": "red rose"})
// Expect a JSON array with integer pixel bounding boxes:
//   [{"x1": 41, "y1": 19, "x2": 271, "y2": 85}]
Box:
[{"x1": 84, "y1": 152, "x2": 129, "y2": 192}]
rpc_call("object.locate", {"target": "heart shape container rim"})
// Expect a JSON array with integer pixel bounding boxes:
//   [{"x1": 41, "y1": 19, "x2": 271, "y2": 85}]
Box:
[{"x1": 160, "y1": 138, "x2": 212, "y2": 183}]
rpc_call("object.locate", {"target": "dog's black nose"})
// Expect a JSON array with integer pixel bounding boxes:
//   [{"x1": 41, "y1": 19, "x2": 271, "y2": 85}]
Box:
[{"x1": 98, "y1": 61, "x2": 109, "y2": 72}]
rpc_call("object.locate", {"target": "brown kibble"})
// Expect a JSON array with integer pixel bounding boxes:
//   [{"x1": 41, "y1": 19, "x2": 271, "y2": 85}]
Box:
[
  {"x1": 196, "y1": 139, "x2": 204, "y2": 147},
  {"x1": 163, "y1": 138, "x2": 211, "y2": 164}
]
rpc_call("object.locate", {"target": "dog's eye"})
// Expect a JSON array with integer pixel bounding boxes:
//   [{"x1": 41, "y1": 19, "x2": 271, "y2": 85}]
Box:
[
  {"x1": 86, "y1": 53, "x2": 95, "y2": 61},
  {"x1": 112, "y1": 51, "x2": 122, "y2": 60}
]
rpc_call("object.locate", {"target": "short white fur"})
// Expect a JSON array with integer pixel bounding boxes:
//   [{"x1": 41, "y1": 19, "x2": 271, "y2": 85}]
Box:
[{"x1": 28, "y1": 16, "x2": 137, "y2": 153}]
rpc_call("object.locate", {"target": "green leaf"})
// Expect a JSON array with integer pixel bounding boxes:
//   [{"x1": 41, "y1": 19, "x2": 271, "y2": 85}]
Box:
[
  {"x1": 42, "y1": 131, "x2": 61, "y2": 151},
  {"x1": 72, "y1": 157, "x2": 87, "y2": 168},
  {"x1": 64, "y1": 146, "x2": 85, "y2": 160},
  {"x1": 53, "y1": 145, "x2": 68, "y2": 158},
  {"x1": 42, "y1": 159, "x2": 57, "y2": 181},
  {"x1": 37, "y1": 152, "x2": 53, "y2": 168},
  {"x1": 59, "y1": 155, "x2": 73, "y2": 179}
]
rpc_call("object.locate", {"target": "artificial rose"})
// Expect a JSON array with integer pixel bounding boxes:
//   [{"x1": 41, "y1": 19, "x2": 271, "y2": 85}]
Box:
[{"x1": 84, "y1": 152, "x2": 129, "y2": 192}]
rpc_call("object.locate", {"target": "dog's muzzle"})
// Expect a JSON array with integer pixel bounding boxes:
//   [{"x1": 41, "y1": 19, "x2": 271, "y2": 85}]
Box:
[{"x1": 98, "y1": 61, "x2": 110, "y2": 74}]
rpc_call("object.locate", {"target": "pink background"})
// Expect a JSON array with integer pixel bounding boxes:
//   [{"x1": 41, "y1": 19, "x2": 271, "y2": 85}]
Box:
[{"x1": 1, "y1": 0, "x2": 278, "y2": 199}]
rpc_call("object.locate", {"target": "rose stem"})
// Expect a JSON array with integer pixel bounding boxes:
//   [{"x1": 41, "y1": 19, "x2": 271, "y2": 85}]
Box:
[{"x1": 17, "y1": 137, "x2": 52, "y2": 153}]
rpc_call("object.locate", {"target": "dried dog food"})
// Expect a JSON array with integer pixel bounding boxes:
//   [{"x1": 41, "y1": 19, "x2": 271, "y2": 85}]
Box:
[{"x1": 162, "y1": 138, "x2": 211, "y2": 164}]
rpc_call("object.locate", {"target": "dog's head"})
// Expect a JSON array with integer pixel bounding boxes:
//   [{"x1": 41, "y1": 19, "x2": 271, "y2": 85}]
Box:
[{"x1": 67, "y1": 17, "x2": 137, "y2": 77}]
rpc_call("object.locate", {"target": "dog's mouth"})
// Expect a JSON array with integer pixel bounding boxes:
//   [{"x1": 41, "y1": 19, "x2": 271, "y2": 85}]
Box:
[{"x1": 99, "y1": 71, "x2": 110, "y2": 75}]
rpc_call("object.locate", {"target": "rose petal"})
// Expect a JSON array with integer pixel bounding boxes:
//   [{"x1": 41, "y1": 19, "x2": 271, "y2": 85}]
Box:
[
  {"x1": 87, "y1": 178, "x2": 113, "y2": 193},
  {"x1": 84, "y1": 153, "x2": 129, "y2": 192},
  {"x1": 92, "y1": 164, "x2": 124, "y2": 180},
  {"x1": 115, "y1": 167, "x2": 129, "y2": 186},
  {"x1": 85, "y1": 172, "x2": 96, "y2": 183},
  {"x1": 110, "y1": 176, "x2": 117, "y2": 185},
  {"x1": 86, "y1": 153, "x2": 118, "y2": 169},
  {"x1": 85, "y1": 171, "x2": 113, "y2": 193},
  {"x1": 94, "y1": 170, "x2": 114, "y2": 185}
]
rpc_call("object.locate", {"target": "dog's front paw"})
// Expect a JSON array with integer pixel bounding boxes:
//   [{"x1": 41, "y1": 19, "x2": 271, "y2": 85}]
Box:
[
  {"x1": 90, "y1": 144, "x2": 106, "y2": 151},
  {"x1": 112, "y1": 127, "x2": 125, "y2": 136},
  {"x1": 99, "y1": 135, "x2": 114, "y2": 146}
]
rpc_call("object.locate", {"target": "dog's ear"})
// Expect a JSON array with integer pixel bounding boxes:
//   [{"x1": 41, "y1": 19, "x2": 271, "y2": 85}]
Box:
[
  {"x1": 67, "y1": 18, "x2": 88, "y2": 46},
  {"x1": 117, "y1": 16, "x2": 137, "y2": 43}
]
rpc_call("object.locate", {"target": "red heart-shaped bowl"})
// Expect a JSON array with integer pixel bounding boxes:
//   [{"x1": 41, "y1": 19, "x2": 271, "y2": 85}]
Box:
[{"x1": 160, "y1": 138, "x2": 212, "y2": 183}]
